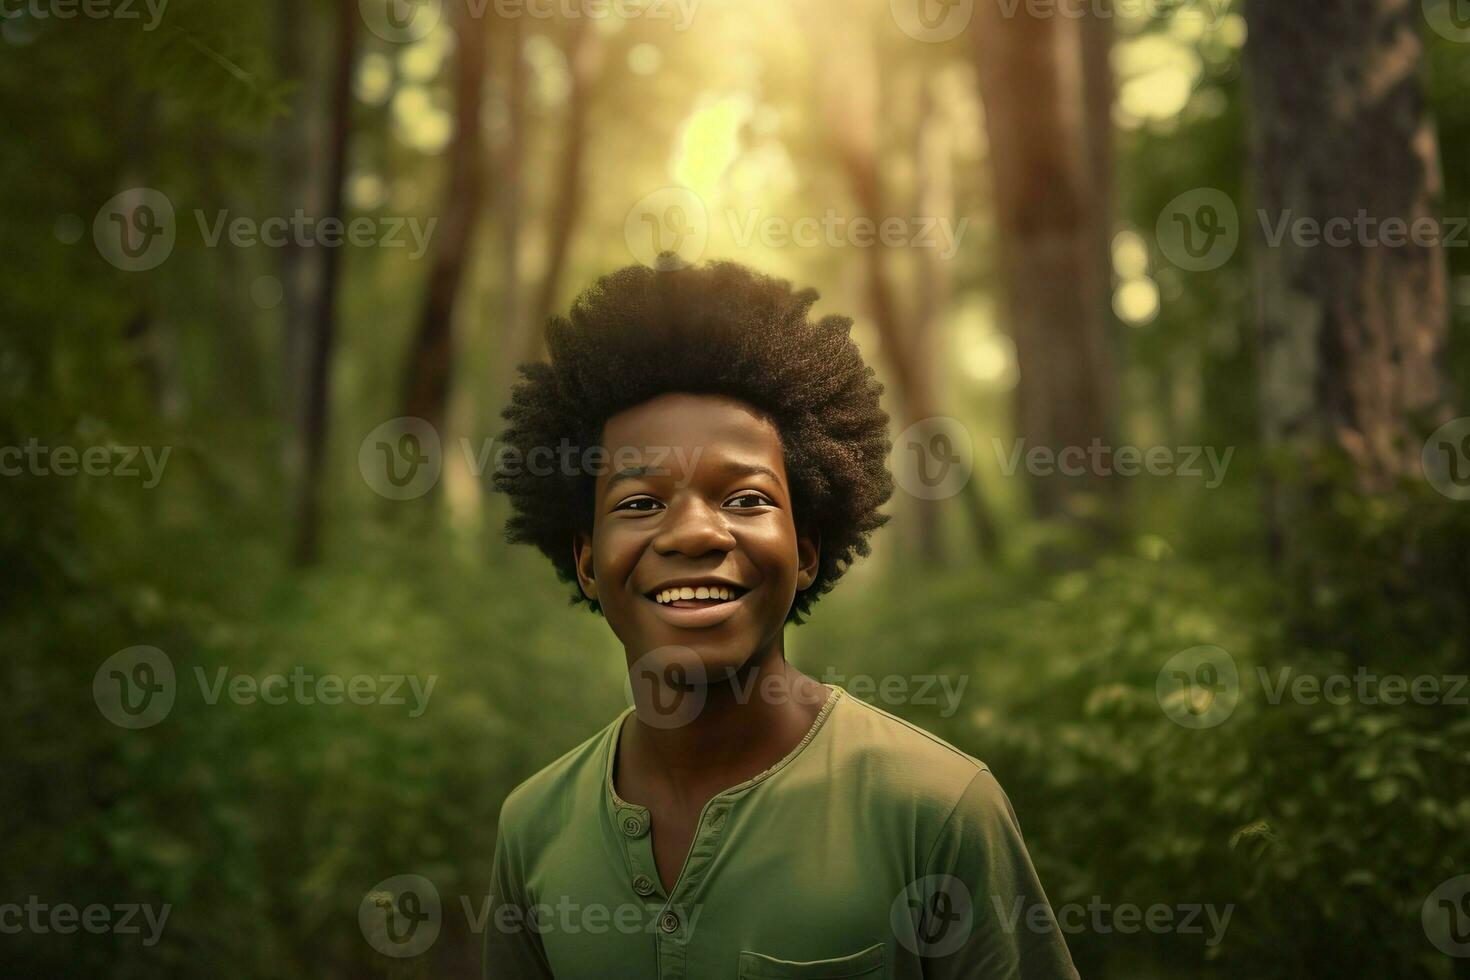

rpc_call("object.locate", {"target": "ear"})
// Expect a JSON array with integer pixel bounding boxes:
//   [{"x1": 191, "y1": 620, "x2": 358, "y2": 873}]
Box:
[
  {"x1": 795, "y1": 525, "x2": 820, "y2": 592},
  {"x1": 572, "y1": 532, "x2": 598, "y2": 602}
]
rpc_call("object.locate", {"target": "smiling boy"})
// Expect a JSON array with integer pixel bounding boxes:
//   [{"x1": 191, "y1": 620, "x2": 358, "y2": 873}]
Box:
[{"x1": 485, "y1": 262, "x2": 1077, "y2": 979}]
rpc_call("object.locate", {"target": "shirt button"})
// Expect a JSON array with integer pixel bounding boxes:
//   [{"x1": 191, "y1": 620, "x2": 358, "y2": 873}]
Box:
[
  {"x1": 620, "y1": 811, "x2": 649, "y2": 839},
  {"x1": 658, "y1": 911, "x2": 680, "y2": 934},
  {"x1": 632, "y1": 874, "x2": 656, "y2": 897}
]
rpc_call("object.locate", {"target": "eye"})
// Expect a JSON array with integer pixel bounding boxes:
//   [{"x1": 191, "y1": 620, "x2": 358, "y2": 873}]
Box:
[
  {"x1": 613, "y1": 495, "x2": 663, "y2": 513},
  {"x1": 724, "y1": 491, "x2": 774, "y2": 510}
]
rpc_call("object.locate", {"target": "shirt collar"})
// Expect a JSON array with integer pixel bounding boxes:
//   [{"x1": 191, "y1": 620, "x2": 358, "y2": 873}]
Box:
[{"x1": 604, "y1": 683, "x2": 843, "y2": 816}]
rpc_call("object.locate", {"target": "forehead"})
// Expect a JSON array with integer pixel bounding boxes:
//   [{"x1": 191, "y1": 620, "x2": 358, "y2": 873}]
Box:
[{"x1": 598, "y1": 392, "x2": 786, "y2": 472}]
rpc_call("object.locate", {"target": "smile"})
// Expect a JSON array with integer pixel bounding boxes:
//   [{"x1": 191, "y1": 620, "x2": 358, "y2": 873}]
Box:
[
  {"x1": 642, "y1": 581, "x2": 750, "y2": 629},
  {"x1": 649, "y1": 584, "x2": 745, "y2": 606}
]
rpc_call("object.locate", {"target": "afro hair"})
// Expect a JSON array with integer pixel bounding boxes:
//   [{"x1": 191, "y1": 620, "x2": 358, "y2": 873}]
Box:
[{"x1": 494, "y1": 261, "x2": 893, "y2": 623}]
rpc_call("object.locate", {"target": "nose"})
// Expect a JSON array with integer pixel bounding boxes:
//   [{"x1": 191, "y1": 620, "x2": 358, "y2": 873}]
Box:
[{"x1": 652, "y1": 495, "x2": 736, "y2": 558}]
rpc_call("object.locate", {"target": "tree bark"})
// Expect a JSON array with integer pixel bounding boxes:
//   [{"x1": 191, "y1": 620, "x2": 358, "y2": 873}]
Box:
[
  {"x1": 910, "y1": 77, "x2": 947, "y2": 562},
  {"x1": 1244, "y1": 0, "x2": 1452, "y2": 555},
  {"x1": 493, "y1": 14, "x2": 527, "y2": 404},
  {"x1": 276, "y1": 0, "x2": 325, "y2": 471},
  {"x1": 291, "y1": 0, "x2": 357, "y2": 566},
  {"x1": 519, "y1": 11, "x2": 598, "y2": 368},
  {"x1": 400, "y1": 0, "x2": 489, "y2": 440},
  {"x1": 809, "y1": 19, "x2": 999, "y2": 561},
  {"x1": 1079, "y1": 0, "x2": 1116, "y2": 325},
  {"x1": 972, "y1": 0, "x2": 1116, "y2": 520}
]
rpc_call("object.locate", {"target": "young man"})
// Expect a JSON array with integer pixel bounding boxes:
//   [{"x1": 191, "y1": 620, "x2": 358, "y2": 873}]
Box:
[{"x1": 486, "y1": 262, "x2": 1077, "y2": 979}]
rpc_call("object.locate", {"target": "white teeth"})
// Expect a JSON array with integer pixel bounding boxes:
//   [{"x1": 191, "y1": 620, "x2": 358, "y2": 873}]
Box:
[{"x1": 652, "y1": 585, "x2": 740, "y2": 604}]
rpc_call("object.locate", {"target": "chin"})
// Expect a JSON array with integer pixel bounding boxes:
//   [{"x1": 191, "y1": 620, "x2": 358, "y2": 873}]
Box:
[
  {"x1": 622, "y1": 620, "x2": 775, "y2": 686},
  {"x1": 691, "y1": 643, "x2": 762, "y2": 684}
]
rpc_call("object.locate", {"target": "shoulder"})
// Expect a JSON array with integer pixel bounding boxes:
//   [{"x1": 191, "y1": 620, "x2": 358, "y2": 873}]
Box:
[
  {"x1": 829, "y1": 689, "x2": 988, "y2": 779},
  {"x1": 824, "y1": 697, "x2": 1038, "y2": 876},
  {"x1": 496, "y1": 711, "x2": 625, "y2": 849},
  {"x1": 824, "y1": 691, "x2": 997, "y2": 824},
  {"x1": 817, "y1": 693, "x2": 1035, "y2": 872}
]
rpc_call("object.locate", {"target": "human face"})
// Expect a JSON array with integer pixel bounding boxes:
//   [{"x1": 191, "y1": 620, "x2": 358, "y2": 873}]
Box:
[{"x1": 573, "y1": 392, "x2": 819, "y2": 678}]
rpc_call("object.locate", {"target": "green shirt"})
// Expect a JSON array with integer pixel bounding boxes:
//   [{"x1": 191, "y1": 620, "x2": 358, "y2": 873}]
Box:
[{"x1": 485, "y1": 685, "x2": 1078, "y2": 980}]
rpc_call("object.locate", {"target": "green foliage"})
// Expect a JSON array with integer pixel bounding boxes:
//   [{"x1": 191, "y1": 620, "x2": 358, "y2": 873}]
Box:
[
  {"x1": 3, "y1": 475, "x2": 624, "y2": 975},
  {"x1": 803, "y1": 529, "x2": 1470, "y2": 979},
  {"x1": 3, "y1": 0, "x2": 1469, "y2": 976},
  {"x1": 1275, "y1": 467, "x2": 1470, "y2": 671}
]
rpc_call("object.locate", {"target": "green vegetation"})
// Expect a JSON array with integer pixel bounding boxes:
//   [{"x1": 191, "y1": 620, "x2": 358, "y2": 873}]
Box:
[{"x1": 4, "y1": 0, "x2": 1469, "y2": 976}]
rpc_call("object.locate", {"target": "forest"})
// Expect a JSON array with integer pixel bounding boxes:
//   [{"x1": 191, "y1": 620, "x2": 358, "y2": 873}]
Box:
[{"x1": 4, "y1": 0, "x2": 1470, "y2": 976}]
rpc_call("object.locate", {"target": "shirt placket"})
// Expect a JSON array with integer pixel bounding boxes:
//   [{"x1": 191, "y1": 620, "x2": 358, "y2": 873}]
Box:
[{"x1": 613, "y1": 796, "x2": 736, "y2": 980}]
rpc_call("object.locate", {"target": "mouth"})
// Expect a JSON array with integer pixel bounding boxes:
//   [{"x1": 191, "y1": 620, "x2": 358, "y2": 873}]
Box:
[
  {"x1": 642, "y1": 581, "x2": 750, "y2": 629},
  {"x1": 647, "y1": 583, "x2": 747, "y2": 608}
]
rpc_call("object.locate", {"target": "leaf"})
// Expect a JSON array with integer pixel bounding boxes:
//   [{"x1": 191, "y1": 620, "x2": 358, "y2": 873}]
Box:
[
  {"x1": 1369, "y1": 779, "x2": 1399, "y2": 805},
  {"x1": 1230, "y1": 819, "x2": 1278, "y2": 849}
]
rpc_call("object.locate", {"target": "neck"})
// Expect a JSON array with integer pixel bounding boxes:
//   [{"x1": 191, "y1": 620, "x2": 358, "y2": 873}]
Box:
[{"x1": 624, "y1": 640, "x2": 828, "y2": 788}]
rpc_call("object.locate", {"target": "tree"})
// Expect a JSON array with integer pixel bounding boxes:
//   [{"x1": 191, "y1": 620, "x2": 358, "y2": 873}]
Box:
[
  {"x1": 493, "y1": 15, "x2": 528, "y2": 404},
  {"x1": 291, "y1": 0, "x2": 358, "y2": 565},
  {"x1": 1244, "y1": 0, "x2": 1454, "y2": 556},
  {"x1": 274, "y1": 0, "x2": 325, "y2": 442},
  {"x1": 400, "y1": 0, "x2": 490, "y2": 442},
  {"x1": 971, "y1": 0, "x2": 1117, "y2": 521},
  {"x1": 517, "y1": 9, "x2": 601, "y2": 369},
  {"x1": 803, "y1": 13, "x2": 999, "y2": 561}
]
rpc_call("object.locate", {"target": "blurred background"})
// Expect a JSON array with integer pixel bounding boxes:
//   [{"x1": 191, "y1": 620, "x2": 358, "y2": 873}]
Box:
[{"x1": 5, "y1": 0, "x2": 1470, "y2": 976}]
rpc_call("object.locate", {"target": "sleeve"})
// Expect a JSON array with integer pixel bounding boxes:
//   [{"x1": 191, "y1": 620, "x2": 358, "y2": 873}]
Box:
[
  {"x1": 916, "y1": 768, "x2": 1079, "y2": 980},
  {"x1": 482, "y1": 810, "x2": 555, "y2": 980}
]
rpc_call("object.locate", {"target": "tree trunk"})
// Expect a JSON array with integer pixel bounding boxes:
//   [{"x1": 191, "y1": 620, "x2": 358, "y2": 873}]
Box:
[
  {"x1": 1244, "y1": 0, "x2": 1452, "y2": 556},
  {"x1": 519, "y1": 11, "x2": 598, "y2": 368},
  {"x1": 276, "y1": 0, "x2": 325, "y2": 475},
  {"x1": 910, "y1": 77, "x2": 947, "y2": 563},
  {"x1": 1079, "y1": 0, "x2": 1116, "y2": 324},
  {"x1": 400, "y1": 0, "x2": 489, "y2": 441},
  {"x1": 808, "y1": 18, "x2": 999, "y2": 561},
  {"x1": 821, "y1": 37, "x2": 940, "y2": 558},
  {"x1": 493, "y1": 14, "x2": 527, "y2": 404},
  {"x1": 291, "y1": 0, "x2": 357, "y2": 566},
  {"x1": 972, "y1": 1, "x2": 1116, "y2": 520}
]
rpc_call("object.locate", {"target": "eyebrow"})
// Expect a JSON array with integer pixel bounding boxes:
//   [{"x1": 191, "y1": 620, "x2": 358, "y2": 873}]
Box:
[
  {"x1": 605, "y1": 466, "x2": 659, "y2": 494},
  {"x1": 718, "y1": 462, "x2": 782, "y2": 483},
  {"x1": 603, "y1": 460, "x2": 784, "y2": 494}
]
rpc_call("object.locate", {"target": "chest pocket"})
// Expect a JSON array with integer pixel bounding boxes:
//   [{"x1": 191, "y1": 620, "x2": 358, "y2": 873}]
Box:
[{"x1": 737, "y1": 942, "x2": 884, "y2": 979}]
